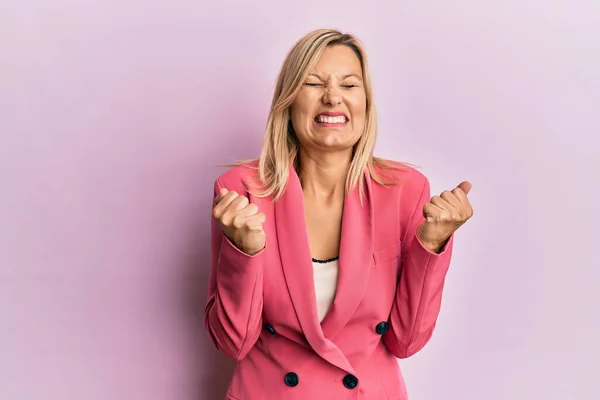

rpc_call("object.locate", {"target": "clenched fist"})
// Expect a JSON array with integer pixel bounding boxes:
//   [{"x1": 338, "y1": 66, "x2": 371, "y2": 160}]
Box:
[
  {"x1": 212, "y1": 188, "x2": 266, "y2": 255},
  {"x1": 417, "y1": 181, "x2": 474, "y2": 253}
]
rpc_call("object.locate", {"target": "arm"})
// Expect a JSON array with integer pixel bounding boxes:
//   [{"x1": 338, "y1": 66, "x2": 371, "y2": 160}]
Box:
[
  {"x1": 203, "y1": 179, "x2": 264, "y2": 360},
  {"x1": 384, "y1": 176, "x2": 454, "y2": 358}
]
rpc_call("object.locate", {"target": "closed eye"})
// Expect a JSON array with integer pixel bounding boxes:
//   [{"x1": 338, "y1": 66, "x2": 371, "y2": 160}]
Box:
[
  {"x1": 304, "y1": 83, "x2": 323, "y2": 87},
  {"x1": 342, "y1": 84, "x2": 358, "y2": 88}
]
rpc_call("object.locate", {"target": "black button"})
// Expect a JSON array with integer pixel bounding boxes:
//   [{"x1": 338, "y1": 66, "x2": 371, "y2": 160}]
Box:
[
  {"x1": 375, "y1": 321, "x2": 389, "y2": 335},
  {"x1": 284, "y1": 372, "x2": 299, "y2": 387},
  {"x1": 343, "y1": 374, "x2": 358, "y2": 389},
  {"x1": 265, "y1": 324, "x2": 276, "y2": 335}
]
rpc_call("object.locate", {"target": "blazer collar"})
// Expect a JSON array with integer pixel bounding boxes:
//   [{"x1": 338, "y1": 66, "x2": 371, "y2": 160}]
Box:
[{"x1": 274, "y1": 165, "x2": 374, "y2": 373}]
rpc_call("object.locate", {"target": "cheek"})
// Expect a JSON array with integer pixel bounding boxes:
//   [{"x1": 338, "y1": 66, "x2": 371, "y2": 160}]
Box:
[
  {"x1": 291, "y1": 95, "x2": 317, "y2": 123},
  {"x1": 291, "y1": 111, "x2": 313, "y2": 134},
  {"x1": 349, "y1": 93, "x2": 367, "y2": 119},
  {"x1": 349, "y1": 95, "x2": 367, "y2": 136},
  {"x1": 293, "y1": 91, "x2": 319, "y2": 111},
  {"x1": 290, "y1": 103, "x2": 313, "y2": 139}
]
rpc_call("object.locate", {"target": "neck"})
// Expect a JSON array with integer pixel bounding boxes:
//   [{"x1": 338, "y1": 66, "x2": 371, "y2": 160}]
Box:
[{"x1": 297, "y1": 148, "x2": 351, "y2": 202}]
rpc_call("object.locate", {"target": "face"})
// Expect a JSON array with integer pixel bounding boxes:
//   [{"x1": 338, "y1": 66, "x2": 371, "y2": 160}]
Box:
[{"x1": 289, "y1": 45, "x2": 367, "y2": 153}]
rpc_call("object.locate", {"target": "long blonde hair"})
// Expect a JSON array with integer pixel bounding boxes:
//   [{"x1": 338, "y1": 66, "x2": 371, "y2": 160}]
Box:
[{"x1": 241, "y1": 28, "x2": 408, "y2": 201}]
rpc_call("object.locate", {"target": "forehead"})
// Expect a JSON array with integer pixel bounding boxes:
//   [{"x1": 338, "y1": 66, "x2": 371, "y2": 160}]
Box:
[{"x1": 310, "y1": 45, "x2": 363, "y2": 78}]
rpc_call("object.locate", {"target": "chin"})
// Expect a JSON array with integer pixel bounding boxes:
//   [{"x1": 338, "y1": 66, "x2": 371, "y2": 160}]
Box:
[{"x1": 318, "y1": 137, "x2": 357, "y2": 151}]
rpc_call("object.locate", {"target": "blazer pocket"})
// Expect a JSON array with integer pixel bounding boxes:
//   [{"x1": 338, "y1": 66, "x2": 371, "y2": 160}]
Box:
[{"x1": 373, "y1": 242, "x2": 402, "y2": 265}]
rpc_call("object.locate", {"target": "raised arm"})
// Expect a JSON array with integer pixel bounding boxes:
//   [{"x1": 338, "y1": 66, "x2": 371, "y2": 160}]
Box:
[
  {"x1": 203, "y1": 179, "x2": 266, "y2": 360},
  {"x1": 384, "y1": 176, "x2": 473, "y2": 358}
]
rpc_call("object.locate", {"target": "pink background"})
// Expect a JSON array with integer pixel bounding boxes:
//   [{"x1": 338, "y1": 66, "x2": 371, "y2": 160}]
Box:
[{"x1": 1, "y1": 1, "x2": 598, "y2": 399}]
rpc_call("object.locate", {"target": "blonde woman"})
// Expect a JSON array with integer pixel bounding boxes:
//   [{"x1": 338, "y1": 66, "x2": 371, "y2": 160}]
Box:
[{"x1": 205, "y1": 28, "x2": 473, "y2": 399}]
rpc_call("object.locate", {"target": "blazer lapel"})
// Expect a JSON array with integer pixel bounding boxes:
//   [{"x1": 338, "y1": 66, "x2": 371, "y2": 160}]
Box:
[
  {"x1": 274, "y1": 166, "x2": 358, "y2": 374},
  {"x1": 321, "y1": 169, "x2": 374, "y2": 339}
]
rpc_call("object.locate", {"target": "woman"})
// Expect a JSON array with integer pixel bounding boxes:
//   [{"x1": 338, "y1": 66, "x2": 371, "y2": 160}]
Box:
[{"x1": 205, "y1": 28, "x2": 473, "y2": 399}]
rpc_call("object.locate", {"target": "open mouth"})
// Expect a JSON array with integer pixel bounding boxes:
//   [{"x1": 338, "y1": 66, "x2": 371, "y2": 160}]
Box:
[{"x1": 314, "y1": 114, "x2": 349, "y2": 125}]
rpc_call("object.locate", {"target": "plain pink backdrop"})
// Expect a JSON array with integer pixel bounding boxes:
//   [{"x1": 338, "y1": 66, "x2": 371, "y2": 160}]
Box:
[{"x1": 1, "y1": 1, "x2": 598, "y2": 399}]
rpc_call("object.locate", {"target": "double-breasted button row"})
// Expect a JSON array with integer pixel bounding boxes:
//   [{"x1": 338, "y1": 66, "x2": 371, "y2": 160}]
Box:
[
  {"x1": 268, "y1": 321, "x2": 387, "y2": 336},
  {"x1": 272, "y1": 321, "x2": 385, "y2": 390},
  {"x1": 283, "y1": 372, "x2": 358, "y2": 389}
]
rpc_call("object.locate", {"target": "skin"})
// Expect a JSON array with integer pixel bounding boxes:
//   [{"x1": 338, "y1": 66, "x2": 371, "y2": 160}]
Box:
[
  {"x1": 213, "y1": 45, "x2": 473, "y2": 256},
  {"x1": 291, "y1": 45, "x2": 368, "y2": 260}
]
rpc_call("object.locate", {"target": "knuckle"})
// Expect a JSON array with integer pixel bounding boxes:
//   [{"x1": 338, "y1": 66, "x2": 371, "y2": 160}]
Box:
[
  {"x1": 232, "y1": 217, "x2": 244, "y2": 229},
  {"x1": 459, "y1": 206, "x2": 472, "y2": 220},
  {"x1": 235, "y1": 197, "x2": 249, "y2": 209},
  {"x1": 254, "y1": 213, "x2": 266, "y2": 224},
  {"x1": 248, "y1": 224, "x2": 263, "y2": 233}
]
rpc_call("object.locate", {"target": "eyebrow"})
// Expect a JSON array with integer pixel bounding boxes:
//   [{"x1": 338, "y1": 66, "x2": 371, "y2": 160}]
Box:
[{"x1": 308, "y1": 73, "x2": 363, "y2": 81}]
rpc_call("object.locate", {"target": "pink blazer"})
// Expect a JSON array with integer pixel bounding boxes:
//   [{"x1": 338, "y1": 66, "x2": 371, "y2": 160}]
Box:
[{"x1": 204, "y1": 161, "x2": 454, "y2": 400}]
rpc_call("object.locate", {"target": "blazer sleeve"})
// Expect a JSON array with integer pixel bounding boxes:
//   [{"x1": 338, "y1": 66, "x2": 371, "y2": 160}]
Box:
[
  {"x1": 203, "y1": 178, "x2": 265, "y2": 360},
  {"x1": 384, "y1": 176, "x2": 454, "y2": 359}
]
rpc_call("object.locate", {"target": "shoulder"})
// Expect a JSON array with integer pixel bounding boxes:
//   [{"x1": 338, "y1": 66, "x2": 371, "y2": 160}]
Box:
[
  {"x1": 213, "y1": 159, "x2": 260, "y2": 195},
  {"x1": 371, "y1": 157, "x2": 429, "y2": 196}
]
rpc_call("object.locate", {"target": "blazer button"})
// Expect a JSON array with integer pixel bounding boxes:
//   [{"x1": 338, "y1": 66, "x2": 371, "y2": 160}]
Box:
[
  {"x1": 343, "y1": 374, "x2": 358, "y2": 389},
  {"x1": 265, "y1": 324, "x2": 276, "y2": 335},
  {"x1": 375, "y1": 321, "x2": 389, "y2": 335},
  {"x1": 284, "y1": 372, "x2": 299, "y2": 387}
]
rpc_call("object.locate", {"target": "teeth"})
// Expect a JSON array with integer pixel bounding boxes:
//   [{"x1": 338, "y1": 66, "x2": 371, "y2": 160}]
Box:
[{"x1": 317, "y1": 115, "x2": 347, "y2": 124}]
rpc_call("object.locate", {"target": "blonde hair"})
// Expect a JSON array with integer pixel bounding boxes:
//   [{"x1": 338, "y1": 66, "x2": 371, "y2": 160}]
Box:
[{"x1": 240, "y1": 28, "x2": 409, "y2": 201}]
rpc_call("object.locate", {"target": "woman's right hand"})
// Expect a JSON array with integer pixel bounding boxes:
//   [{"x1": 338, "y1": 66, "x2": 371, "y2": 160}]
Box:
[{"x1": 212, "y1": 188, "x2": 266, "y2": 255}]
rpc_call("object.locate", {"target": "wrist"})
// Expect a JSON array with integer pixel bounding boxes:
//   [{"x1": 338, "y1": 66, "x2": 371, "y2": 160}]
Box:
[
  {"x1": 417, "y1": 236, "x2": 448, "y2": 254},
  {"x1": 241, "y1": 242, "x2": 266, "y2": 256}
]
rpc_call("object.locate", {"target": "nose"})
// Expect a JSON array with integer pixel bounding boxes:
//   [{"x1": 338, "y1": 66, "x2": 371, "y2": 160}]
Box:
[{"x1": 322, "y1": 86, "x2": 342, "y2": 106}]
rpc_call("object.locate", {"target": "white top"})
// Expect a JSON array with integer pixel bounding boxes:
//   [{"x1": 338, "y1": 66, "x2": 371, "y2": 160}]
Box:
[{"x1": 312, "y1": 259, "x2": 339, "y2": 323}]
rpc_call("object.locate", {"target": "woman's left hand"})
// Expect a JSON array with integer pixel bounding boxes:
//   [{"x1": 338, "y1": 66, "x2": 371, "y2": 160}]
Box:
[{"x1": 417, "y1": 181, "x2": 474, "y2": 253}]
